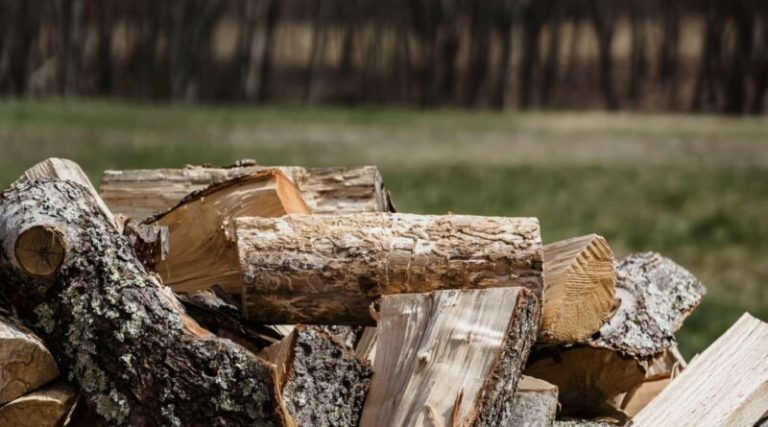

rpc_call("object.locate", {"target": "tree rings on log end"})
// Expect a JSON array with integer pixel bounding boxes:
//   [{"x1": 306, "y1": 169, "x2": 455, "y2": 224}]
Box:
[{"x1": 14, "y1": 226, "x2": 66, "y2": 278}]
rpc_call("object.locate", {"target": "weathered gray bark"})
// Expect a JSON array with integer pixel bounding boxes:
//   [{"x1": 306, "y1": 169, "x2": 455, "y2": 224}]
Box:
[
  {"x1": 260, "y1": 326, "x2": 373, "y2": 427},
  {"x1": 508, "y1": 376, "x2": 558, "y2": 427},
  {"x1": 235, "y1": 214, "x2": 542, "y2": 324},
  {"x1": 590, "y1": 252, "x2": 706, "y2": 358},
  {"x1": 0, "y1": 179, "x2": 287, "y2": 426}
]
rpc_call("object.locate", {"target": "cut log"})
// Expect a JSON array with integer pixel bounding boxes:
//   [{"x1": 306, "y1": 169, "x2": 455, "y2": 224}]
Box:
[
  {"x1": 236, "y1": 213, "x2": 542, "y2": 324},
  {"x1": 617, "y1": 344, "x2": 685, "y2": 416},
  {"x1": 508, "y1": 376, "x2": 559, "y2": 427},
  {"x1": 259, "y1": 325, "x2": 373, "y2": 427},
  {"x1": 0, "y1": 382, "x2": 78, "y2": 427},
  {"x1": 590, "y1": 252, "x2": 706, "y2": 358},
  {"x1": 0, "y1": 178, "x2": 289, "y2": 426},
  {"x1": 100, "y1": 164, "x2": 394, "y2": 218},
  {"x1": 631, "y1": 313, "x2": 768, "y2": 427},
  {"x1": 524, "y1": 346, "x2": 645, "y2": 420},
  {"x1": 0, "y1": 311, "x2": 59, "y2": 404},
  {"x1": 540, "y1": 234, "x2": 617, "y2": 343},
  {"x1": 150, "y1": 169, "x2": 310, "y2": 293},
  {"x1": 359, "y1": 287, "x2": 540, "y2": 427},
  {"x1": 355, "y1": 327, "x2": 377, "y2": 364},
  {"x1": 620, "y1": 378, "x2": 671, "y2": 418},
  {"x1": 118, "y1": 218, "x2": 168, "y2": 269}
]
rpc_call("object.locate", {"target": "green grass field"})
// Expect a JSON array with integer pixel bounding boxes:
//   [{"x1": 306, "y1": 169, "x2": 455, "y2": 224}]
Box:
[{"x1": 1, "y1": 99, "x2": 766, "y2": 358}]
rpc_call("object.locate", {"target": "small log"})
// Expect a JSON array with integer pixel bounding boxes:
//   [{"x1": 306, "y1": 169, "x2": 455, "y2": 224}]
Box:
[
  {"x1": 359, "y1": 287, "x2": 540, "y2": 427},
  {"x1": 259, "y1": 325, "x2": 373, "y2": 427},
  {"x1": 0, "y1": 382, "x2": 78, "y2": 427},
  {"x1": 0, "y1": 178, "x2": 288, "y2": 426},
  {"x1": 99, "y1": 164, "x2": 394, "y2": 218},
  {"x1": 590, "y1": 252, "x2": 705, "y2": 358},
  {"x1": 149, "y1": 169, "x2": 310, "y2": 293},
  {"x1": 524, "y1": 346, "x2": 645, "y2": 420},
  {"x1": 236, "y1": 213, "x2": 542, "y2": 324},
  {"x1": 540, "y1": 234, "x2": 617, "y2": 343},
  {"x1": 632, "y1": 313, "x2": 768, "y2": 427},
  {"x1": 508, "y1": 376, "x2": 559, "y2": 427},
  {"x1": 0, "y1": 311, "x2": 59, "y2": 404}
]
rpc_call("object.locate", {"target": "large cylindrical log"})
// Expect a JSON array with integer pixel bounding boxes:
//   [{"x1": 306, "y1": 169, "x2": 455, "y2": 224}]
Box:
[
  {"x1": 235, "y1": 214, "x2": 543, "y2": 324},
  {"x1": 0, "y1": 179, "x2": 287, "y2": 426}
]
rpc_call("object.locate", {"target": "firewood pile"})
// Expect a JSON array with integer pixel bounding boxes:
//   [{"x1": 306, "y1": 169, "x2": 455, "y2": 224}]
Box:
[{"x1": 0, "y1": 157, "x2": 765, "y2": 427}]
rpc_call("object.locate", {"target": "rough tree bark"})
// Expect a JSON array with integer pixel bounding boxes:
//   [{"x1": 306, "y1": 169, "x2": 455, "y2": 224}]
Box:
[
  {"x1": 359, "y1": 287, "x2": 540, "y2": 427},
  {"x1": 508, "y1": 376, "x2": 559, "y2": 427},
  {"x1": 0, "y1": 179, "x2": 288, "y2": 426},
  {"x1": 235, "y1": 213, "x2": 542, "y2": 324}
]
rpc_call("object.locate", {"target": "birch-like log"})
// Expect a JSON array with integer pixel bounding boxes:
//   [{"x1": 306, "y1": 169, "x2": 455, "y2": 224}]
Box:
[
  {"x1": 0, "y1": 310, "x2": 59, "y2": 404},
  {"x1": 0, "y1": 179, "x2": 289, "y2": 426},
  {"x1": 590, "y1": 252, "x2": 706, "y2": 358},
  {"x1": 99, "y1": 163, "x2": 394, "y2": 218},
  {"x1": 235, "y1": 214, "x2": 542, "y2": 324},
  {"x1": 631, "y1": 313, "x2": 768, "y2": 427},
  {"x1": 259, "y1": 326, "x2": 373, "y2": 427},
  {"x1": 540, "y1": 234, "x2": 617, "y2": 343},
  {"x1": 508, "y1": 376, "x2": 559, "y2": 427},
  {"x1": 359, "y1": 287, "x2": 540, "y2": 427},
  {"x1": 0, "y1": 382, "x2": 78, "y2": 427}
]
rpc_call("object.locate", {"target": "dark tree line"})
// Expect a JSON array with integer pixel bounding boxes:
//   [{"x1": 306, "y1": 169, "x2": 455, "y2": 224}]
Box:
[{"x1": 1, "y1": 0, "x2": 767, "y2": 114}]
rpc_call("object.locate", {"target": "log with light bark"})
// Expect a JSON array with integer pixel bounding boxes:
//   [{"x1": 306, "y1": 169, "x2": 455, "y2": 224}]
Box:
[
  {"x1": 508, "y1": 376, "x2": 559, "y2": 427},
  {"x1": 0, "y1": 310, "x2": 59, "y2": 404},
  {"x1": 589, "y1": 252, "x2": 706, "y2": 358},
  {"x1": 235, "y1": 213, "x2": 542, "y2": 324},
  {"x1": 149, "y1": 169, "x2": 310, "y2": 293},
  {"x1": 99, "y1": 163, "x2": 394, "y2": 218},
  {"x1": 359, "y1": 287, "x2": 540, "y2": 427},
  {"x1": 0, "y1": 178, "x2": 290, "y2": 426},
  {"x1": 540, "y1": 234, "x2": 617, "y2": 343},
  {"x1": 631, "y1": 313, "x2": 768, "y2": 427},
  {"x1": 0, "y1": 382, "x2": 78, "y2": 427},
  {"x1": 259, "y1": 325, "x2": 373, "y2": 427}
]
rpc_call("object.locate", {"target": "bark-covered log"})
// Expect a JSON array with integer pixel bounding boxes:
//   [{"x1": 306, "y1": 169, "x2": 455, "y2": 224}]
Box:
[
  {"x1": 0, "y1": 310, "x2": 59, "y2": 404},
  {"x1": 359, "y1": 287, "x2": 540, "y2": 427},
  {"x1": 259, "y1": 325, "x2": 373, "y2": 427},
  {"x1": 99, "y1": 163, "x2": 395, "y2": 218},
  {"x1": 508, "y1": 376, "x2": 558, "y2": 427},
  {"x1": 541, "y1": 234, "x2": 617, "y2": 344},
  {"x1": 0, "y1": 382, "x2": 78, "y2": 427},
  {"x1": 0, "y1": 179, "x2": 288, "y2": 426},
  {"x1": 148, "y1": 169, "x2": 309, "y2": 293},
  {"x1": 235, "y1": 214, "x2": 542, "y2": 324},
  {"x1": 632, "y1": 313, "x2": 768, "y2": 427},
  {"x1": 118, "y1": 218, "x2": 168, "y2": 269},
  {"x1": 590, "y1": 252, "x2": 706, "y2": 358}
]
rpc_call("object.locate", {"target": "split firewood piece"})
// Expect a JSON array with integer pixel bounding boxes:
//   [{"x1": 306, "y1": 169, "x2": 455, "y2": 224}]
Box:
[
  {"x1": 259, "y1": 325, "x2": 373, "y2": 427},
  {"x1": 0, "y1": 179, "x2": 289, "y2": 426},
  {"x1": 359, "y1": 287, "x2": 540, "y2": 427},
  {"x1": 100, "y1": 163, "x2": 394, "y2": 218},
  {"x1": 149, "y1": 169, "x2": 310, "y2": 293},
  {"x1": 590, "y1": 252, "x2": 706, "y2": 358},
  {"x1": 0, "y1": 382, "x2": 78, "y2": 427},
  {"x1": 632, "y1": 313, "x2": 768, "y2": 427},
  {"x1": 0, "y1": 311, "x2": 59, "y2": 404},
  {"x1": 524, "y1": 346, "x2": 645, "y2": 420},
  {"x1": 508, "y1": 376, "x2": 559, "y2": 427},
  {"x1": 618, "y1": 344, "x2": 685, "y2": 417},
  {"x1": 236, "y1": 213, "x2": 542, "y2": 324},
  {"x1": 355, "y1": 327, "x2": 377, "y2": 364},
  {"x1": 540, "y1": 234, "x2": 617, "y2": 343}
]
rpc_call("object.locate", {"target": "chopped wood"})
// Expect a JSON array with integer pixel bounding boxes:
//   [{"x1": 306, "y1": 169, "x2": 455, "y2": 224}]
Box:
[
  {"x1": 524, "y1": 346, "x2": 645, "y2": 420},
  {"x1": 0, "y1": 311, "x2": 59, "y2": 404},
  {"x1": 540, "y1": 234, "x2": 617, "y2": 343},
  {"x1": 259, "y1": 325, "x2": 373, "y2": 427},
  {"x1": 616, "y1": 344, "x2": 685, "y2": 416},
  {"x1": 119, "y1": 218, "x2": 168, "y2": 269},
  {"x1": 620, "y1": 377, "x2": 671, "y2": 418},
  {"x1": 355, "y1": 327, "x2": 377, "y2": 364},
  {"x1": 508, "y1": 376, "x2": 559, "y2": 427},
  {"x1": 590, "y1": 252, "x2": 706, "y2": 358},
  {"x1": 100, "y1": 164, "x2": 394, "y2": 218},
  {"x1": 359, "y1": 287, "x2": 540, "y2": 427},
  {"x1": 236, "y1": 213, "x2": 542, "y2": 324},
  {"x1": 631, "y1": 313, "x2": 768, "y2": 427},
  {"x1": 0, "y1": 382, "x2": 78, "y2": 427},
  {"x1": 149, "y1": 169, "x2": 310, "y2": 293},
  {"x1": 0, "y1": 178, "x2": 289, "y2": 426}
]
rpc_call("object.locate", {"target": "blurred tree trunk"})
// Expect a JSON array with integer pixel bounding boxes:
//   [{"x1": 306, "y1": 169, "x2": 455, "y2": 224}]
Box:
[
  {"x1": 57, "y1": 0, "x2": 85, "y2": 95},
  {"x1": 258, "y1": 0, "x2": 280, "y2": 102},
  {"x1": 691, "y1": 0, "x2": 725, "y2": 112},
  {"x1": 724, "y1": 0, "x2": 754, "y2": 114},
  {"x1": 589, "y1": 0, "x2": 618, "y2": 110},
  {"x1": 464, "y1": 1, "x2": 491, "y2": 106},
  {"x1": 519, "y1": 2, "x2": 544, "y2": 108},
  {"x1": 658, "y1": 0, "x2": 681, "y2": 109},
  {"x1": 749, "y1": 12, "x2": 768, "y2": 114},
  {"x1": 492, "y1": 3, "x2": 516, "y2": 110},
  {"x1": 0, "y1": 2, "x2": 34, "y2": 95},
  {"x1": 540, "y1": 1, "x2": 562, "y2": 107},
  {"x1": 627, "y1": 0, "x2": 648, "y2": 105},
  {"x1": 94, "y1": 0, "x2": 113, "y2": 96},
  {"x1": 237, "y1": 0, "x2": 259, "y2": 100},
  {"x1": 305, "y1": 0, "x2": 329, "y2": 103}
]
